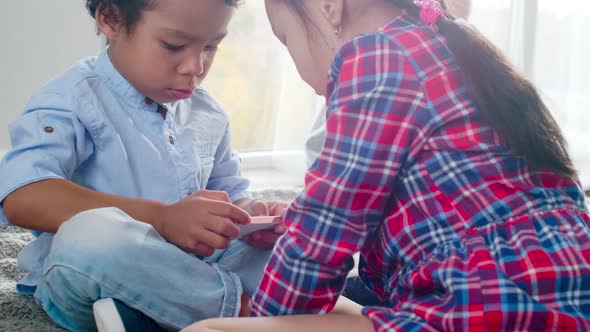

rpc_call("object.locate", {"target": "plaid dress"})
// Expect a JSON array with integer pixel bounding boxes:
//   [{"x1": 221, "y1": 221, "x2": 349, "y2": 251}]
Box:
[{"x1": 250, "y1": 14, "x2": 590, "y2": 331}]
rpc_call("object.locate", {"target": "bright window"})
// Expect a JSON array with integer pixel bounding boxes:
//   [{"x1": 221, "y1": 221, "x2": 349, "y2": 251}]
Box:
[
  {"x1": 471, "y1": 0, "x2": 590, "y2": 188},
  {"x1": 203, "y1": 1, "x2": 318, "y2": 154}
]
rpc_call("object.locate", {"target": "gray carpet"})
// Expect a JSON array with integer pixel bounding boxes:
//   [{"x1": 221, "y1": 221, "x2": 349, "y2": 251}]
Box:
[
  {"x1": 1, "y1": 225, "x2": 65, "y2": 332},
  {"x1": 0, "y1": 188, "x2": 301, "y2": 332}
]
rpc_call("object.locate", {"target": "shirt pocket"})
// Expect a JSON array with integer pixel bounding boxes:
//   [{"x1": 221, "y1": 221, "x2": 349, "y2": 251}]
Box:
[{"x1": 198, "y1": 152, "x2": 215, "y2": 189}]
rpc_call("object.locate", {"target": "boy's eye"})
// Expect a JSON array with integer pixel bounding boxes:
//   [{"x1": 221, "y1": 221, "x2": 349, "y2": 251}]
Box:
[
  {"x1": 204, "y1": 45, "x2": 219, "y2": 53},
  {"x1": 162, "y1": 42, "x2": 185, "y2": 52}
]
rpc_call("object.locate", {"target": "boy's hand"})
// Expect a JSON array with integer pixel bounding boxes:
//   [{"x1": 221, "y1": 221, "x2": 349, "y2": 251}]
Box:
[
  {"x1": 234, "y1": 198, "x2": 289, "y2": 250},
  {"x1": 155, "y1": 190, "x2": 250, "y2": 257}
]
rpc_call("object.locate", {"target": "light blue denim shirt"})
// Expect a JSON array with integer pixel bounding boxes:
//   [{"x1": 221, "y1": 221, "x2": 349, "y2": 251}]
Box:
[{"x1": 0, "y1": 48, "x2": 251, "y2": 289}]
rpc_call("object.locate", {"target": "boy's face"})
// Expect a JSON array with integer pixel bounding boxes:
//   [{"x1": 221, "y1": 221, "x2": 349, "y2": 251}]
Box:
[{"x1": 103, "y1": 0, "x2": 235, "y2": 103}]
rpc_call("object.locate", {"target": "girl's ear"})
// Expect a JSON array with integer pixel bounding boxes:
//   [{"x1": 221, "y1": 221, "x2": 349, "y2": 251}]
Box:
[
  {"x1": 95, "y1": 3, "x2": 125, "y2": 41},
  {"x1": 318, "y1": 0, "x2": 344, "y2": 33}
]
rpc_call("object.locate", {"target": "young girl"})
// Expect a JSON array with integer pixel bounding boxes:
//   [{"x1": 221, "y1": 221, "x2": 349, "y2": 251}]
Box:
[
  {"x1": 0, "y1": 0, "x2": 287, "y2": 331},
  {"x1": 185, "y1": 0, "x2": 590, "y2": 331}
]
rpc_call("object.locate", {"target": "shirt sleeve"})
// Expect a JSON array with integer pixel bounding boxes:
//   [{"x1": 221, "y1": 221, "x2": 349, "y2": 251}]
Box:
[
  {"x1": 206, "y1": 123, "x2": 252, "y2": 202},
  {"x1": 0, "y1": 108, "x2": 94, "y2": 225},
  {"x1": 250, "y1": 33, "x2": 426, "y2": 315}
]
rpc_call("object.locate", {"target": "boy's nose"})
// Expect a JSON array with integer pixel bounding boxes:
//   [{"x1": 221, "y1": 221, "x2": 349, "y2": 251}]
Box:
[{"x1": 179, "y1": 53, "x2": 205, "y2": 76}]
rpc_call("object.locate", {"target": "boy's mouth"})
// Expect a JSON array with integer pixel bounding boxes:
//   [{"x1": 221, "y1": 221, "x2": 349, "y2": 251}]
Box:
[{"x1": 167, "y1": 89, "x2": 193, "y2": 100}]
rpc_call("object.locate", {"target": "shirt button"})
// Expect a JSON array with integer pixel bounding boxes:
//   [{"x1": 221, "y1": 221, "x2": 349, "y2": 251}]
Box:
[
  {"x1": 168, "y1": 136, "x2": 175, "y2": 145},
  {"x1": 44, "y1": 126, "x2": 54, "y2": 133}
]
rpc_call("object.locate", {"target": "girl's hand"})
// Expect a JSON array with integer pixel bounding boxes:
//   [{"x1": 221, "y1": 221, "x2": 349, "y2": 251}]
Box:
[
  {"x1": 234, "y1": 198, "x2": 289, "y2": 250},
  {"x1": 154, "y1": 190, "x2": 250, "y2": 257}
]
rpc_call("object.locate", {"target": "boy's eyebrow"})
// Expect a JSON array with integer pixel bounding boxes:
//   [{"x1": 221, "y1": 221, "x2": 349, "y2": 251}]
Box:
[
  {"x1": 160, "y1": 28, "x2": 228, "y2": 42},
  {"x1": 211, "y1": 32, "x2": 228, "y2": 41}
]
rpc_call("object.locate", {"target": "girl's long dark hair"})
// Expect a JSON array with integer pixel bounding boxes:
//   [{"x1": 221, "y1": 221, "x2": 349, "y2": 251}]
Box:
[{"x1": 282, "y1": 0, "x2": 576, "y2": 177}]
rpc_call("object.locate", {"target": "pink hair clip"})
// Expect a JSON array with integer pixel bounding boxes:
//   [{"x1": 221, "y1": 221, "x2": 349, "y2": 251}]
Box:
[{"x1": 414, "y1": 0, "x2": 444, "y2": 29}]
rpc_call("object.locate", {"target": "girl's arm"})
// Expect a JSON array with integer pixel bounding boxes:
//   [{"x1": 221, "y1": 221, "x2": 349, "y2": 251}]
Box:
[{"x1": 250, "y1": 33, "x2": 427, "y2": 316}]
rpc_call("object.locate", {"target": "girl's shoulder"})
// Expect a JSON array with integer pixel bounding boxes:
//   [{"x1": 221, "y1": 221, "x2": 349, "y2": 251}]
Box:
[
  {"x1": 380, "y1": 14, "x2": 448, "y2": 57},
  {"x1": 355, "y1": 15, "x2": 458, "y2": 81},
  {"x1": 335, "y1": 13, "x2": 443, "y2": 66}
]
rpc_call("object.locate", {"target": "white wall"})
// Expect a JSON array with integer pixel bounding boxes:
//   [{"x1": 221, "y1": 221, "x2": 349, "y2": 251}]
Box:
[{"x1": 0, "y1": 1, "x2": 102, "y2": 149}]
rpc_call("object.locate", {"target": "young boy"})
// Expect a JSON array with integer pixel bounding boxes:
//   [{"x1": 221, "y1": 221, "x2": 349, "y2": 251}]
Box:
[{"x1": 0, "y1": 0, "x2": 286, "y2": 331}]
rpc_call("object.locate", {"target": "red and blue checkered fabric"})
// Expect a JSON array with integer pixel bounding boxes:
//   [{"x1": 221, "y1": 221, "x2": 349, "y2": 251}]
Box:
[{"x1": 250, "y1": 14, "x2": 590, "y2": 331}]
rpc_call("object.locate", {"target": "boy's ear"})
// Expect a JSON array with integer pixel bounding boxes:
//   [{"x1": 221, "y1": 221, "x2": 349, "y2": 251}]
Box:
[
  {"x1": 318, "y1": 0, "x2": 344, "y2": 33},
  {"x1": 95, "y1": 3, "x2": 125, "y2": 40}
]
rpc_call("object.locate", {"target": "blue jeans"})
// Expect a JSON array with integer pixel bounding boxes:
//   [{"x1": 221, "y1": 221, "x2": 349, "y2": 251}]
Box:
[
  {"x1": 342, "y1": 276, "x2": 387, "y2": 307},
  {"x1": 31, "y1": 208, "x2": 271, "y2": 331}
]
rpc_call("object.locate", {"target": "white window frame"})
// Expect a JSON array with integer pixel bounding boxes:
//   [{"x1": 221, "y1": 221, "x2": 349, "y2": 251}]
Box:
[
  {"x1": 240, "y1": 150, "x2": 307, "y2": 189},
  {"x1": 507, "y1": 0, "x2": 538, "y2": 76}
]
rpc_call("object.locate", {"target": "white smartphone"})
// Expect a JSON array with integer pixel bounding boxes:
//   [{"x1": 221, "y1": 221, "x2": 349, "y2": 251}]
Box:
[{"x1": 238, "y1": 216, "x2": 283, "y2": 238}]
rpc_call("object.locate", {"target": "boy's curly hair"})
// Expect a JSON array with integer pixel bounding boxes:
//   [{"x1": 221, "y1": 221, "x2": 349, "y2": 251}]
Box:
[{"x1": 86, "y1": 0, "x2": 242, "y2": 31}]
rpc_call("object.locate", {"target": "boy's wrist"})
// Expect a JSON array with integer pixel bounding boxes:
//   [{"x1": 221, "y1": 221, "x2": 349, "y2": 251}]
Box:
[{"x1": 142, "y1": 201, "x2": 169, "y2": 236}]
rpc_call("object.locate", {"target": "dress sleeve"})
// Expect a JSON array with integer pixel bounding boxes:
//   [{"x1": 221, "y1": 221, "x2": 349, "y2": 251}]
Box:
[{"x1": 250, "y1": 33, "x2": 427, "y2": 316}]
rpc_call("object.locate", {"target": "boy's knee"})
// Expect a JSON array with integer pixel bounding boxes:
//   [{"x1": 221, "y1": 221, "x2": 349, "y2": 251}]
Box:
[
  {"x1": 48, "y1": 207, "x2": 142, "y2": 270},
  {"x1": 38, "y1": 264, "x2": 95, "y2": 301},
  {"x1": 34, "y1": 265, "x2": 98, "y2": 331},
  {"x1": 57, "y1": 207, "x2": 132, "y2": 238}
]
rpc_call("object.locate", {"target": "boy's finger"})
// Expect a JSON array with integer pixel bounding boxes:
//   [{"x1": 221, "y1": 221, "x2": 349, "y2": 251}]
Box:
[
  {"x1": 191, "y1": 242, "x2": 215, "y2": 257},
  {"x1": 196, "y1": 229, "x2": 232, "y2": 250},
  {"x1": 251, "y1": 230, "x2": 281, "y2": 243},
  {"x1": 192, "y1": 190, "x2": 231, "y2": 202},
  {"x1": 274, "y1": 223, "x2": 286, "y2": 234},
  {"x1": 206, "y1": 217, "x2": 240, "y2": 238},
  {"x1": 249, "y1": 199, "x2": 269, "y2": 216},
  {"x1": 269, "y1": 203, "x2": 289, "y2": 216},
  {"x1": 243, "y1": 236, "x2": 274, "y2": 250},
  {"x1": 208, "y1": 201, "x2": 251, "y2": 224}
]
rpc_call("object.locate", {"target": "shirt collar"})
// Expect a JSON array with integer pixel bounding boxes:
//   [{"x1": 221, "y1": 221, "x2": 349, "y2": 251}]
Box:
[{"x1": 95, "y1": 48, "x2": 147, "y2": 107}]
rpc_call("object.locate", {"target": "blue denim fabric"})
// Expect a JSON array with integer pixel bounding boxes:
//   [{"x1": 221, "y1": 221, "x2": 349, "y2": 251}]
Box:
[
  {"x1": 29, "y1": 208, "x2": 271, "y2": 331},
  {"x1": 342, "y1": 276, "x2": 387, "y2": 307}
]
